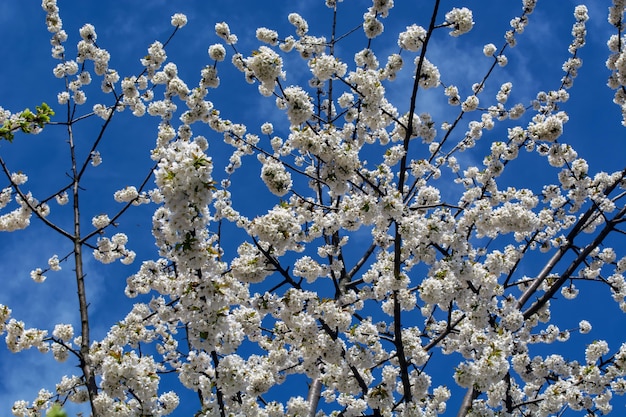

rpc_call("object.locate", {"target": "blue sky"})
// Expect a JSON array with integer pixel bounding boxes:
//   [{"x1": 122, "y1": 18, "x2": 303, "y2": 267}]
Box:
[{"x1": 0, "y1": 1, "x2": 625, "y2": 415}]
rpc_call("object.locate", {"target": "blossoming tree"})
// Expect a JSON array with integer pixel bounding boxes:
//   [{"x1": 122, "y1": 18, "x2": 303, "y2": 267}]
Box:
[{"x1": 1, "y1": 0, "x2": 626, "y2": 416}]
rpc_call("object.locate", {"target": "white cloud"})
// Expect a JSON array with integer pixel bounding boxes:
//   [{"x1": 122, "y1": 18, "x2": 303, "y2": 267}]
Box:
[
  {"x1": 0, "y1": 220, "x2": 128, "y2": 412},
  {"x1": 0, "y1": 228, "x2": 81, "y2": 412}
]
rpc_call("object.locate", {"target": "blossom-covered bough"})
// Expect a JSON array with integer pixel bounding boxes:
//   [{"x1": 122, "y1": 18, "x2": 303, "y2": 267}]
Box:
[{"x1": 1, "y1": 0, "x2": 626, "y2": 416}]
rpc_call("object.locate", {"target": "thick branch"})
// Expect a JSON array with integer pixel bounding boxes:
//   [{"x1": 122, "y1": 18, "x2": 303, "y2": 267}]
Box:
[
  {"x1": 306, "y1": 378, "x2": 323, "y2": 417},
  {"x1": 517, "y1": 170, "x2": 626, "y2": 312},
  {"x1": 523, "y1": 205, "x2": 626, "y2": 319},
  {"x1": 456, "y1": 387, "x2": 478, "y2": 417},
  {"x1": 391, "y1": 0, "x2": 442, "y2": 406},
  {"x1": 67, "y1": 122, "x2": 98, "y2": 414}
]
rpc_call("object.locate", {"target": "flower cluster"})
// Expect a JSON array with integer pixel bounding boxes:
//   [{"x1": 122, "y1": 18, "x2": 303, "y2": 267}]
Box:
[
  {"x1": 278, "y1": 86, "x2": 314, "y2": 126},
  {"x1": 152, "y1": 137, "x2": 217, "y2": 269},
  {"x1": 0, "y1": 192, "x2": 44, "y2": 232},
  {"x1": 260, "y1": 155, "x2": 292, "y2": 196},
  {"x1": 215, "y1": 22, "x2": 238, "y2": 45},
  {"x1": 93, "y1": 233, "x2": 136, "y2": 265},
  {"x1": 445, "y1": 7, "x2": 474, "y2": 37},
  {"x1": 245, "y1": 46, "x2": 284, "y2": 94},
  {"x1": 248, "y1": 205, "x2": 304, "y2": 256},
  {"x1": 398, "y1": 24, "x2": 427, "y2": 51},
  {"x1": 308, "y1": 54, "x2": 347, "y2": 81}
]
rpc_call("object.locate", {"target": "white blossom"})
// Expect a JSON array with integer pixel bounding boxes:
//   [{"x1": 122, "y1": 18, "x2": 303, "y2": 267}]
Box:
[
  {"x1": 445, "y1": 7, "x2": 474, "y2": 36},
  {"x1": 398, "y1": 24, "x2": 427, "y2": 51},
  {"x1": 170, "y1": 13, "x2": 187, "y2": 28},
  {"x1": 30, "y1": 268, "x2": 46, "y2": 283},
  {"x1": 208, "y1": 43, "x2": 226, "y2": 61},
  {"x1": 483, "y1": 43, "x2": 497, "y2": 57}
]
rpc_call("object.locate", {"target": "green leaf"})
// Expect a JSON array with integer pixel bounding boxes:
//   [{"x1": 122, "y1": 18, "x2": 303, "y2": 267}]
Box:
[
  {"x1": 0, "y1": 102, "x2": 55, "y2": 142},
  {"x1": 46, "y1": 404, "x2": 68, "y2": 417}
]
